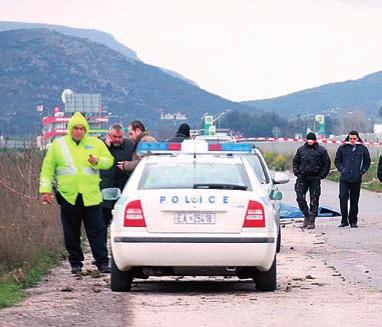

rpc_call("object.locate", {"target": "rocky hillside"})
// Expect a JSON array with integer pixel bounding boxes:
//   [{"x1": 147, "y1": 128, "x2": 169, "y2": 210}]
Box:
[{"x1": 0, "y1": 29, "x2": 253, "y2": 136}]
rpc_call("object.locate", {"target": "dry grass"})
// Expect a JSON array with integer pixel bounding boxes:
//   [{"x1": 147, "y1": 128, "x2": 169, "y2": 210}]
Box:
[{"x1": 0, "y1": 149, "x2": 63, "y2": 275}]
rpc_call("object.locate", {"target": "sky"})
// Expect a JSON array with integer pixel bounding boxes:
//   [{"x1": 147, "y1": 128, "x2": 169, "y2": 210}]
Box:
[{"x1": 1, "y1": 0, "x2": 382, "y2": 101}]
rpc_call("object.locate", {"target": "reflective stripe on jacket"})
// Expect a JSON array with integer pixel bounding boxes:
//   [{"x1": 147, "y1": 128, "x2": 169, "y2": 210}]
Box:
[{"x1": 39, "y1": 112, "x2": 114, "y2": 206}]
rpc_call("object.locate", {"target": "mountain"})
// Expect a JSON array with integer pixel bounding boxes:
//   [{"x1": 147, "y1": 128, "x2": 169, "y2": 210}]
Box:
[
  {"x1": 242, "y1": 72, "x2": 382, "y2": 117},
  {"x1": 0, "y1": 21, "x2": 197, "y2": 86},
  {"x1": 0, "y1": 29, "x2": 253, "y2": 136}
]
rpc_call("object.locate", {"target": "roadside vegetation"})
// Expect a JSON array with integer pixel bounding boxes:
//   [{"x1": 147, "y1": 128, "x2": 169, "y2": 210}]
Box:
[
  {"x1": 263, "y1": 150, "x2": 382, "y2": 192},
  {"x1": 0, "y1": 148, "x2": 63, "y2": 308}
]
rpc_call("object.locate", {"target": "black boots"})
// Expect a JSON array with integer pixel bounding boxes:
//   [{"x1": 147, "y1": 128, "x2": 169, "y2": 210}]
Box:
[
  {"x1": 306, "y1": 214, "x2": 316, "y2": 229},
  {"x1": 302, "y1": 215, "x2": 310, "y2": 228}
]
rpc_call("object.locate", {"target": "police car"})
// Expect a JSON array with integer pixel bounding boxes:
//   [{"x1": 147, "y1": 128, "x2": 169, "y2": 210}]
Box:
[{"x1": 105, "y1": 140, "x2": 289, "y2": 292}]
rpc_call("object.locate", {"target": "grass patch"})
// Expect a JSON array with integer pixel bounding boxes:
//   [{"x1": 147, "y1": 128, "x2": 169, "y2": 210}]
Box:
[{"x1": 0, "y1": 252, "x2": 62, "y2": 309}]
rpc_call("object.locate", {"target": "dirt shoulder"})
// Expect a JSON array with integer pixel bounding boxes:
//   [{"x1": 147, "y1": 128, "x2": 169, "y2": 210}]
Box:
[{"x1": 1, "y1": 221, "x2": 381, "y2": 327}]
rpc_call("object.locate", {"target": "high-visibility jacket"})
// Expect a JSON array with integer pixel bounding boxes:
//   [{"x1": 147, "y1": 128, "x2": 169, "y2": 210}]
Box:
[{"x1": 39, "y1": 112, "x2": 114, "y2": 206}]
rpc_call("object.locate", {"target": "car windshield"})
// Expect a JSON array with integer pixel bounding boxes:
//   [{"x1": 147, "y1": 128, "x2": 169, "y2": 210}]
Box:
[{"x1": 138, "y1": 162, "x2": 251, "y2": 190}]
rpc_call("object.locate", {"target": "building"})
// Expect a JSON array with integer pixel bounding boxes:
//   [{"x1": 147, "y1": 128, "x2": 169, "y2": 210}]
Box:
[{"x1": 39, "y1": 92, "x2": 109, "y2": 148}]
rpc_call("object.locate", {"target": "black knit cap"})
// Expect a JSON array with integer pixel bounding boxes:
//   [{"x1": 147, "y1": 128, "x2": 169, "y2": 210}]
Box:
[
  {"x1": 177, "y1": 123, "x2": 190, "y2": 138},
  {"x1": 306, "y1": 132, "x2": 317, "y2": 141}
]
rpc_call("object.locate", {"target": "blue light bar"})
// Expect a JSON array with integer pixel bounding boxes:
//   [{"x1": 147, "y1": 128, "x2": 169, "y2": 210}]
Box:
[
  {"x1": 221, "y1": 143, "x2": 252, "y2": 152},
  {"x1": 137, "y1": 142, "x2": 182, "y2": 153},
  {"x1": 137, "y1": 142, "x2": 169, "y2": 153}
]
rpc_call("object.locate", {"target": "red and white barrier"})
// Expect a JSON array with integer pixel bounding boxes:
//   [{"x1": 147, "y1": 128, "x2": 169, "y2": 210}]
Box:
[{"x1": 236, "y1": 137, "x2": 382, "y2": 146}]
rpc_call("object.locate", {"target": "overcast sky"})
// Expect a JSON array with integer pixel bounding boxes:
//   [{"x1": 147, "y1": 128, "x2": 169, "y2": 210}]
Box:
[{"x1": 1, "y1": 0, "x2": 382, "y2": 101}]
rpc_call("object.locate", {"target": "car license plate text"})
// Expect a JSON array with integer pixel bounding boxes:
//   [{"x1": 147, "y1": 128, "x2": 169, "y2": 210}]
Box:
[{"x1": 174, "y1": 213, "x2": 216, "y2": 224}]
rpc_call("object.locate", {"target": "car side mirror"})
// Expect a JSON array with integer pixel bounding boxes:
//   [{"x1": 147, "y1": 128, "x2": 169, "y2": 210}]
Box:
[
  {"x1": 269, "y1": 190, "x2": 283, "y2": 201},
  {"x1": 273, "y1": 172, "x2": 289, "y2": 184},
  {"x1": 102, "y1": 188, "x2": 121, "y2": 201}
]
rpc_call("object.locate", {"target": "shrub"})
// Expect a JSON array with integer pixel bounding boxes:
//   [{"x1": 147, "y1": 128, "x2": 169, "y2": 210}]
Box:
[{"x1": 0, "y1": 149, "x2": 63, "y2": 274}]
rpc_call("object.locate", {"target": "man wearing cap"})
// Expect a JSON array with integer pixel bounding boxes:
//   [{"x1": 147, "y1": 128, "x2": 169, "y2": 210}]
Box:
[
  {"x1": 293, "y1": 132, "x2": 331, "y2": 229},
  {"x1": 39, "y1": 112, "x2": 114, "y2": 274}
]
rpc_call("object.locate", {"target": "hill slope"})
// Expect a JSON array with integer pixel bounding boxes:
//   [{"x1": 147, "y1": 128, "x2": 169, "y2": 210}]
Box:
[
  {"x1": 243, "y1": 72, "x2": 382, "y2": 117},
  {"x1": 0, "y1": 21, "x2": 196, "y2": 86},
  {"x1": 0, "y1": 29, "x2": 253, "y2": 135}
]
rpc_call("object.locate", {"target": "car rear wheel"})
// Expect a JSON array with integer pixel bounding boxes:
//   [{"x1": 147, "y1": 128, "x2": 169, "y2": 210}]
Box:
[
  {"x1": 254, "y1": 256, "x2": 277, "y2": 292},
  {"x1": 276, "y1": 226, "x2": 281, "y2": 253},
  {"x1": 110, "y1": 256, "x2": 133, "y2": 292}
]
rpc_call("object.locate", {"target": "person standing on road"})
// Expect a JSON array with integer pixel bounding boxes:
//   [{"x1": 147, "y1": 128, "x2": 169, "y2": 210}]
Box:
[
  {"x1": 293, "y1": 132, "x2": 331, "y2": 229},
  {"x1": 335, "y1": 131, "x2": 371, "y2": 228},
  {"x1": 100, "y1": 124, "x2": 135, "y2": 246},
  {"x1": 39, "y1": 112, "x2": 114, "y2": 274},
  {"x1": 167, "y1": 123, "x2": 191, "y2": 142},
  {"x1": 118, "y1": 120, "x2": 156, "y2": 171},
  {"x1": 377, "y1": 154, "x2": 382, "y2": 182}
]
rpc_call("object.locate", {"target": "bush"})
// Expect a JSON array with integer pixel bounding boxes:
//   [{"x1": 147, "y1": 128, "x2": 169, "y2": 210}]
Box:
[
  {"x1": 0, "y1": 149, "x2": 63, "y2": 275},
  {"x1": 263, "y1": 151, "x2": 293, "y2": 171}
]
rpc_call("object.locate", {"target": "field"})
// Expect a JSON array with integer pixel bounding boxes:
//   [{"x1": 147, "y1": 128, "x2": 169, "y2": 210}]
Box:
[{"x1": 0, "y1": 149, "x2": 63, "y2": 308}]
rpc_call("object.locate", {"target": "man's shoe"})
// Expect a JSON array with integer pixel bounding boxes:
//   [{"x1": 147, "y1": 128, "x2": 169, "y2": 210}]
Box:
[
  {"x1": 338, "y1": 223, "x2": 349, "y2": 228},
  {"x1": 71, "y1": 266, "x2": 82, "y2": 274},
  {"x1": 98, "y1": 265, "x2": 111, "y2": 273},
  {"x1": 350, "y1": 223, "x2": 358, "y2": 228}
]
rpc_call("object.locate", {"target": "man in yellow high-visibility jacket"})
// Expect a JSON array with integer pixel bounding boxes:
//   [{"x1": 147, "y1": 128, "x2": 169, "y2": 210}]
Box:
[{"x1": 39, "y1": 112, "x2": 114, "y2": 274}]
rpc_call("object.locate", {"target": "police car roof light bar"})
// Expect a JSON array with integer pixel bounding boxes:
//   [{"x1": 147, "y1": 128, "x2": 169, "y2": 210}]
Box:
[
  {"x1": 137, "y1": 142, "x2": 182, "y2": 154},
  {"x1": 137, "y1": 141, "x2": 253, "y2": 155},
  {"x1": 208, "y1": 143, "x2": 253, "y2": 153}
]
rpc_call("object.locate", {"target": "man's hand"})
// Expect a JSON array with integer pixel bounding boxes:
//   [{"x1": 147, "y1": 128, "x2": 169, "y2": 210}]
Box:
[
  {"x1": 41, "y1": 192, "x2": 53, "y2": 204},
  {"x1": 88, "y1": 154, "x2": 98, "y2": 165},
  {"x1": 117, "y1": 161, "x2": 125, "y2": 170}
]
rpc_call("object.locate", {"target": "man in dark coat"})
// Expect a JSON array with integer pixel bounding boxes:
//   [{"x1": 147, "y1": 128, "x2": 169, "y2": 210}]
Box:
[
  {"x1": 167, "y1": 123, "x2": 190, "y2": 142},
  {"x1": 334, "y1": 131, "x2": 371, "y2": 228},
  {"x1": 293, "y1": 132, "x2": 331, "y2": 229},
  {"x1": 378, "y1": 155, "x2": 382, "y2": 182},
  {"x1": 100, "y1": 124, "x2": 134, "y2": 245}
]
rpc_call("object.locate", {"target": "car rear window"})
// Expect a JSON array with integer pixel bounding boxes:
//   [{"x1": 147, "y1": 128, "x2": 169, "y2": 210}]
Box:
[
  {"x1": 138, "y1": 162, "x2": 251, "y2": 190},
  {"x1": 245, "y1": 154, "x2": 270, "y2": 184}
]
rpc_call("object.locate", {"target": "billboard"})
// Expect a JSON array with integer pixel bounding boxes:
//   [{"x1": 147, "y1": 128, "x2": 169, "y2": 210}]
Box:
[{"x1": 64, "y1": 94, "x2": 102, "y2": 113}]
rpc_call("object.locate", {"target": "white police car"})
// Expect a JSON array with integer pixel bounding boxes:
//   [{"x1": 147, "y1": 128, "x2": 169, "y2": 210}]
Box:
[{"x1": 105, "y1": 140, "x2": 289, "y2": 292}]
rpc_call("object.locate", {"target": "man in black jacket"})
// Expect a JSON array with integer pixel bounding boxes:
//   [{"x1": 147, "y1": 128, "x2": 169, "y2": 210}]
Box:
[
  {"x1": 335, "y1": 131, "x2": 371, "y2": 228},
  {"x1": 378, "y1": 155, "x2": 382, "y2": 182},
  {"x1": 293, "y1": 132, "x2": 331, "y2": 229},
  {"x1": 100, "y1": 124, "x2": 134, "y2": 245},
  {"x1": 167, "y1": 123, "x2": 190, "y2": 142}
]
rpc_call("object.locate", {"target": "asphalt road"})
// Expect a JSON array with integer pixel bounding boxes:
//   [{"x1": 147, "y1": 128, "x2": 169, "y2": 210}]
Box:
[{"x1": 278, "y1": 172, "x2": 382, "y2": 291}]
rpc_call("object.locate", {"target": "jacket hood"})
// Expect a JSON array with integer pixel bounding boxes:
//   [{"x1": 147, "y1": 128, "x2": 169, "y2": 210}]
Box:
[
  {"x1": 67, "y1": 112, "x2": 89, "y2": 136},
  {"x1": 176, "y1": 123, "x2": 190, "y2": 138}
]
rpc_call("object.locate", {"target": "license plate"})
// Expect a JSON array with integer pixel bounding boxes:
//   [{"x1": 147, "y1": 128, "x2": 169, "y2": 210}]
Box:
[{"x1": 174, "y1": 213, "x2": 216, "y2": 224}]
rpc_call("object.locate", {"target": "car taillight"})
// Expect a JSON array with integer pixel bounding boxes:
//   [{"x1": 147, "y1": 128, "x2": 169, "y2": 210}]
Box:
[
  {"x1": 124, "y1": 200, "x2": 146, "y2": 227},
  {"x1": 243, "y1": 200, "x2": 265, "y2": 227}
]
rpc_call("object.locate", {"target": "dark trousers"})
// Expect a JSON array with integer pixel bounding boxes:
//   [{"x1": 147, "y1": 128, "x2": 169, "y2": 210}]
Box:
[
  {"x1": 60, "y1": 194, "x2": 109, "y2": 268},
  {"x1": 339, "y1": 181, "x2": 361, "y2": 225},
  {"x1": 102, "y1": 207, "x2": 113, "y2": 246},
  {"x1": 295, "y1": 177, "x2": 321, "y2": 217}
]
